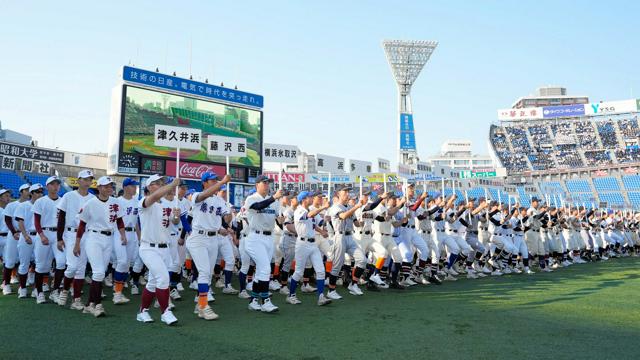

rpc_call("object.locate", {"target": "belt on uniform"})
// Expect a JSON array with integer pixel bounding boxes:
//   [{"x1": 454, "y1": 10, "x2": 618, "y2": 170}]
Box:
[
  {"x1": 493, "y1": 233, "x2": 500, "y2": 236},
  {"x1": 28, "y1": 231, "x2": 37, "y2": 236},
  {"x1": 0, "y1": 232, "x2": 7, "y2": 236},
  {"x1": 89, "y1": 229, "x2": 112, "y2": 236},
  {"x1": 418, "y1": 230, "x2": 432, "y2": 234},
  {"x1": 339, "y1": 231, "x2": 352, "y2": 235},
  {"x1": 359, "y1": 231, "x2": 372, "y2": 235},
  {"x1": 469, "y1": 231, "x2": 478, "y2": 234},
  {"x1": 284, "y1": 232, "x2": 296, "y2": 237},
  {"x1": 482, "y1": 228, "x2": 488, "y2": 231},
  {"x1": 447, "y1": 229, "x2": 458, "y2": 233},
  {"x1": 402, "y1": 225, "x2": 416, "y2": 229},
  {"x1": 392, "y1": 235, "x2": 399, "y2": 238},
  {"x1": 298, "y1": 237, "x2": 315, "y2": 243},
  {"x1": 42, "y1": 227, "x2": 57, "y2": 232},
  {"x1": 255, "y1": 231, "x2": 272, "y2": 236},
  {"x1": 66, "y1": 227, "x2": 77, "y2": 232},
  {"x1": 170, "y1": 232, "x2": 178, "y2": 237},
  {"x1": 197, "y1": 230, "x2": 218, "y2": 237},
  {"x1": 531, "y1": 229, "x2": 539, "y2": 232},
  {"x1": 436, "y1": 229, "x2": 444, "y2": 232},
  {"x1": 124, "y1": 227, "x2": 135, "y2": 232},
  {"x1": 148, "y1": 243, "x2": 168, "y2": 248}
]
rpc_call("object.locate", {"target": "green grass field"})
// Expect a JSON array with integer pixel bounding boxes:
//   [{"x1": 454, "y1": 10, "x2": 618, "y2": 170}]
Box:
[{"x1": 2, "y1": 258, "x2": 639, "y2": 360}]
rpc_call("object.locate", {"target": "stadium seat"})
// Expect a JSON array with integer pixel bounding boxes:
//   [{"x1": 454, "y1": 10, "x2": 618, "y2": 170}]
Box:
[
  {"x1": 622, "y1": 175, "x2": 640, "y2": 190},
  {"x1": 565, "y1": 179, "x2": 591, "y2": 193},
  {"x1": 598, "y1": 192, "x2": 625, "y2": 206},
  {"x1": 593, "y1": 177, "x2": 620, "y2": 191},
  {"x1": 0, "y1": 169, "x2": 27, "y2": 196}
]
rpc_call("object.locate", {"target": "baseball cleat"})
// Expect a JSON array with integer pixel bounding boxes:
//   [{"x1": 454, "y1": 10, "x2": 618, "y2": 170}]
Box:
[
  {"x1": 366, "y1": 281, "x2": 380, "y2": 291},
  {"x1": 198, "y1": 305, "x2": 219, "y2": 320},
  {"x1": 525, "y1": 268, "x2": 535, "y2": 275},
  {"x1": 317, "y1": 294, "x2": 332, "y2": 306},
  {"x1": 246, "y1": 282, "x2": 253, "y2": 291},
  {"x1": 279, "y1": 286, "x2": 290, "y2": 295},
  {"x1": 285, "y1": 295, "x2": 302, "y2": 305},
  {"x1": 428, "y1": 276, "x2": 442, "y2": 285},
  {"x1": 2, "y1": 284, "x2": 13, "y2": 295},
  {"x1": 130, "y1": 284, "x2": 140, "y2": 295},
  {"x1": 207, "y1": 290, "x2": 215, "y2": 302},
  {"x1": 238, "y1": 290, "x2": 251, "y2": 299},
  {"x1": 113, "y1": 293, "x2": 131, "y2": 305},
  {"x1": 444, "y1": 274, "x2": 458, "y2": 281},
  {"x1": 160, "y1": 309, "x2": 178, "y2": 325},
  {"x1": 467, "y1": 272, "x2": 478, "y2": 279},
  {"x1": 10, "y1": 276, "x2": 18, "y2": 285},
  {"x1": 42, "y1": 283, "x2": 50, "y2": 292},
  {"x1": 189, "y1": 281, "x2": 198, "y2": 290},
  {"x1": 446, "y1": 268, "x2": 459, "y2": 276},
  {"x1": 104, "y1": 275, "x2": 113, "y2": 288},
  {"x1": 248, "y1": 298, "x2": 262, "y2": 311},
  {"x1": 57, "y1": 290, "x2": 69, "y2": 306},
  {"x1": 301, "y1": 284, "x2": 316, "y2": 293},
  {"x1": 482, "y1": 266, "x2": 492, "y2": 274},
  {"x1": 358, "y1": 278, "x2": 367, "y2": 286},
  {"x1": 222, "y1": 285, "x2": 239, "y2": 295},
  {"x1": 389, "y1": 281, "x2": 407, "y2": 289},
  {"x1": 36, "y1": 292, "x2": 46, "y2": 304},
  {"x1": 260, "y1": 298, "x2": 279, "y2": 313},
  {"x1": 542, "y1": 267, "x2": 553, "y2": 272},
  {"x1": 93, "y1": 304, "x2": 106, "y2": 317},
  {"x1": 476, "y1": 272, "x2": 487, "y2": 278},
  {"x1": 490, "y1": 270, "x2": 503, "y2": 276},
  {"x1": 27, "y1": 272, "x2": 35, "y2": 286},
  {"x1": 136, "y1": 309, "x2": 154, "y2": 323},
  {"x1": 377, "y1": 281, "x2": 390, "y2": 289},
  {"x1": 70, "y1": 298, "x2": 85, "y2": 310},
  {"x1": 336, "y1": 278, "x2": 344, "y2": 286},
  {"x1": 169, "y1": 288, "x2": 182, "y2": 300},
  {"x1": 214, "y1": 278, "x2": 224, "y2": 288},
  {"x1": 31, "y1": 289, "x2": 37, "y2": 298},
  {"x1": 512, "y1": 267, "x2": 522, "y2": 274},
  {"x1": 502, "y1": 267, "x2": 512, "y2": 274},
  {"x1": 49, "y1": 290, "x2": 59, "y2": 303},
  {"x1": 83, "y1": 303, "x2": 96, "y2": 315},
  {"x1": 347, "y1": 283, "x2": 363, "y2": 296},
  {"x1": 326, "y1": 290, "x2": 342, "y2": 300},
  {"x1": 369, "y1": 274, "x2": 385, "y2": 286},
  {"x1": 17, "y1": 287, "x2": 27, "y2": 299},
  {"x1": 176, "y1": 283, "x2": 185, "y2": 292},
  {"x1": 268, "y1": 280, "x2": 281, "y2": 291}
]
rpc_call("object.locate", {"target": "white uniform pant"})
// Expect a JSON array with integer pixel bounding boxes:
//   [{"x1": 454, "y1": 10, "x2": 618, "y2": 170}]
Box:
[
  {"x1": 291, "y1": 239, "x2": 324, "y2": 282},
  {"x1": 17, "y1": 233, "x2": 35, "y2": 275},
  {"x1": 329, "y1": 234, "x2": 366, "y2": 276},
  {"x1": 139, "y1": 242, "x2": 171, "y2": 291},
  {"x1": 513, "y1": 233, "x2": 528, "y2": 258},
  {"x1": 239, "y1": 235, "x2": 253, "y2": 273},
  {"x1": 447, "y1": 231, "x2": 473, "y2": 257},
  {"x1": 215, "y1": 235, "x2": 236, "y2": 272},
  {"x1": 112, "y1": 230, "x2": 132, "y2": 273},
  {"x1": 372, "y1": 233, "x2": 402, "y2": 263},
  {"x1": 525, "y1": 230, "x2": 544, "y2": 256},
  {"x1": 34, "y1": 230, "x2": 66, "y2": 273},
  {"x1": 244, "y1": 232, "x2": 274, "y2": 282},
  {"x1": 63, "y1": 231, "x2": 88, "y2": 280},
  {"x1": 278, "y1": 234, "x2": 296, "y2": 273},
  {"x1": 3, "y1": 234, "x2": 19, "y2": 268},
  {"x1": 186, "y1": 233, "x2": 226, "y2": 285},
  {"x1": 399, "y1": 228, "x2": 429, "y2": 262},
  {"x1": 85, "y1": 232, "x2": 113, "y2": 282},
  {"x1": 420, "y1": 231, "x2": 440, "y2": 262},
  {"x1": 436, "y1": 232, "x2": 460, "y2": 257},
  {"x1": 465, "y1": 233, "x2": 486, "y2": 254}
]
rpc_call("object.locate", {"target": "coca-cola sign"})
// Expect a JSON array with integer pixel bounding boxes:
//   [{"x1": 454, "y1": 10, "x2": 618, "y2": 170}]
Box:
[{"x1": 166, "y1": 160, "x2": 226, "y2": 180}]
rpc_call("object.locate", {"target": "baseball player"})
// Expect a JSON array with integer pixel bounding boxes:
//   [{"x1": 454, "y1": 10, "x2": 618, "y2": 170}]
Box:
[
  {"x1": 372, "y1": 193, "x2": 406, "y2": 289},
  {"x1": 398, "y1": 185, "x2": 430, "y2": 285},
  {"x1": 73, "y1": 176, "x2": 125, "y2": 317},
  {"x1": 353, "y1": 190, "x2": 388, "y2": 290},
  {"x1": 244, "y1": 175, "x2": 283, "y2": 313},
  {"x1": 285, "y1": 191, "x2": 332, "y2": 306},
  {"x1": 117, "y1": 178, "x2": 141, "y2": 298},
  {"x1": 277, "y1": 193, "x2": 298, "y2": 294},
  {"x1": 161, "y1": 189, "x2": 183, "y2": 303},
  {"x1": 135, "y1": 174, "x2": 180, "y2": 325},
  {"x1": 16, "y1": 184, "x2": 43, "y2": 298},
  {"x1": 215, "y1": 185, "x2": 240, "y2": 295},
  {"x1": 2, "y1": 184, "x2": 29, "y2": 296},
  {"x1": 0, "y1": 189, "x2": 12, "y2": 293},
  {"x1": 56, "y1": 169, "x2": 95, "y2": 309},
  {"x1": 32, "y1": 176, "x2": 63, "y2": 304},
  {"x1": 326, "y1": 185, "x2": 368, "y2": 298},
  {"x1": 185, "y1": 171, "x2": 231, "y2": 320},
  {"x1": 525, "y1": 198, "x2": 551, "y2": 272}
]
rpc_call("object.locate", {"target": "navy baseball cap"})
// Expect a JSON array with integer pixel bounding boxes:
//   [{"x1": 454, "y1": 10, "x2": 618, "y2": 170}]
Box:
[
  {"x1": 336, "y1": 185, "x2": 352, "y2": 192},
  {"x1": 297, "y1": 191, "x2": 312, "y2": 202},
  {"x1": 255, "y1": 175, "x2": 273, "y2": 183},
  {"x1": 201, "y1": 171, "x2": 218, "y2": 182},
  {"x1": 123, "y1": 178, "x2": 139, "y2": 187}
]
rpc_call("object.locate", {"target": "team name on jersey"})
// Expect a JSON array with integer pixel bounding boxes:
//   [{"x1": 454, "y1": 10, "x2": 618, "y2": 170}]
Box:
[
  {"x1": 199, "y1": 203, "x2": 224, "y2": 215},
  {"x1": 125, "y1": 206, "x2": 138, "y2": 216},
  {"x1": 257, "y1": 208, "x2": 276, "y2": 214}
]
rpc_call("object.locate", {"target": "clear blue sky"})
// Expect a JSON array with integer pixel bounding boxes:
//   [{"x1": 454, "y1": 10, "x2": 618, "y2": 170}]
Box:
[{"x1": 1, "y1": 1, "x2": 639, "y2": 166}]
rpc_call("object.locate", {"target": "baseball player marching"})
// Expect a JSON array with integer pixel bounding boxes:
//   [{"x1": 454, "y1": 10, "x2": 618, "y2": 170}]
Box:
[
  {"x1": 16, "y1": 184, "x2": 43, "y2": 298},
  {"x1": 244, "y1": 175, "x2": 283, "y2": 313},
  {"x1": 73, "y1": 176, "x2": 126, "y2": 317},
  {"x1": 2, "y1": 184, "x2": 29, "y2": 296}
]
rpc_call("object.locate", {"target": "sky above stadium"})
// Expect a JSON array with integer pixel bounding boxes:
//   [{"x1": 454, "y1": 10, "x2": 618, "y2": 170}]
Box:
[{"x1": 1, "y1": 1, "x2": 639, "y2": 166}]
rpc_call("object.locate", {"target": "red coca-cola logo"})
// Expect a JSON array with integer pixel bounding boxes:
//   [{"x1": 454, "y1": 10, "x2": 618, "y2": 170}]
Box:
[{"x1": 166, "y1": 161, "x2": 226, "y2": 179}]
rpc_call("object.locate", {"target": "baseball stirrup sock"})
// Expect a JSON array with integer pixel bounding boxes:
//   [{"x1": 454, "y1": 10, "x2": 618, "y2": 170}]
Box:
[
  {"x1": 289, "y1": 279, "x2": 298, "y2": 296},
  {"x1": 238, "y1": 272, "x2": 247, "y2": 291},
  {"x1": 140, "y1": 288, "x2": 155, "y2": 311},
  {"x1": 224, "y1": 270, "x2": 232, "y2": 286},
  {"x1": 316, "y1": 279, "x2": 325, "y2": 295},
  {"x1": 198, "y1": 283, "x2": 209, "y2": 309},
  {"x1": 156, "y1": 288, "x2": 170, "y2": 312}
]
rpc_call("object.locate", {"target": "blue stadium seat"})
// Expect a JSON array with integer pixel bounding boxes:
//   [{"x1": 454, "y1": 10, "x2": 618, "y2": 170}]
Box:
[
  {"x1": 593, "y1": 177, "x2": 620, "y2": 191},
  {"x1": 598, "y1": 192, "x2": 624, "y2": 206},
  {"x1": 565, "y1": 179, "x2": 591, "y2": 193},
  {"x1": 622, "y1": 175, "x2": 640, "y2": 190},
  {"x1": 627, "y1": 192, "x2": 640, "y2": 208},
  {"x1": 0, "y1": 169, "x2": 27, "y2": 196}
]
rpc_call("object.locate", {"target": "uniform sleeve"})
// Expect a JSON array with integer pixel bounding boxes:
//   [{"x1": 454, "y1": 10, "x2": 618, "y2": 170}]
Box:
[
  {"x1": 328, "y1": 205, "x2": 342, "y2": 219},
  {"x1": 244, "y1": 195, "x2": 257, "y2": 211},
  {"x1": 191, "y1": 192, "x2": 202, "y2": 205},
  {"x1": 138, "y1": 197, "x2": 147, "y2": 212},
  {"x1": 32, "y1": 199, "x2": 43, "y2": 215},
  {"x1": 78, "y1": 202, "x2": 91, "y2": 223},
  {"x1": 15, "y1": 204, "x2": 25, "y2": 221}
]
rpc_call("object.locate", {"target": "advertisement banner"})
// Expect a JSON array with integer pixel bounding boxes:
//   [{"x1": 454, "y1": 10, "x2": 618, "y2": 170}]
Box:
[
  {"x1": 307, "y1": 173, "x2": 353, "y2": 184},
  {"x1": 584, "y1": 99, "x2": 637, "y2": 116},
  {"x1": 316, "y1": 154, "x2": 346, "y2": 173},
  {"x1": 263, "y1": 143, "x2": 300, "y2": 164},
  {"x1": 122, "y1": 85, "x2": 262, "y2": 168},
  {"x1": 399, "y1": 131, "x2": 416, "y2": 150},
  {"x1": 356, "y1": 173, "x2": 399, "y2": 183},
  {"x1": 264, "y1": 172, "x2": 306, "y2": 183},
  {"x1": 139, "y1": 157, "x2": 166, "y2": 175},
  {"x1": 207, "y1": 135, "x2": 247, "y2": 158},
  {"x1": 0, "y1": 141, "x2": 65, "y2": 163},
  {"x1": 542, "y1": 104, "x2": 585, "y2": 118},
  {"x1": 400, "y1": 113, "x2": 414, "y2": 131},
  {"x1": 497, "y1": 107, "x2": 543, "y2": 121},
  {"x1": 66, "y1": 177, "x2": 98, "y2": 189},
  {"x1": 123, "y1": 66, "x2": 264, "y2": 108},
  {"x1": 166, "y1": 160, "x2": 226, "y2": 180}
]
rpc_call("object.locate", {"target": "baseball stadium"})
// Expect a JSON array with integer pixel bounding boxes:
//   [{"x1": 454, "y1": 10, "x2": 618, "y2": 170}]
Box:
[{"x1": 1, "y1": 3, "x2": 639, "y2": 360}]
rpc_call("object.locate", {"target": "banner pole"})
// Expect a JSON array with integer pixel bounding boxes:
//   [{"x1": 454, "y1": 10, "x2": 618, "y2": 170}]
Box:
[{"x1": 226, "y1": 155, "x2": 230, "y2": 203}]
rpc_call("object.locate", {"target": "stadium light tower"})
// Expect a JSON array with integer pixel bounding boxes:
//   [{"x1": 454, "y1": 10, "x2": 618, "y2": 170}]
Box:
[{"x1": 382, "y1": 39, "x2": 438, "y2": 167}]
